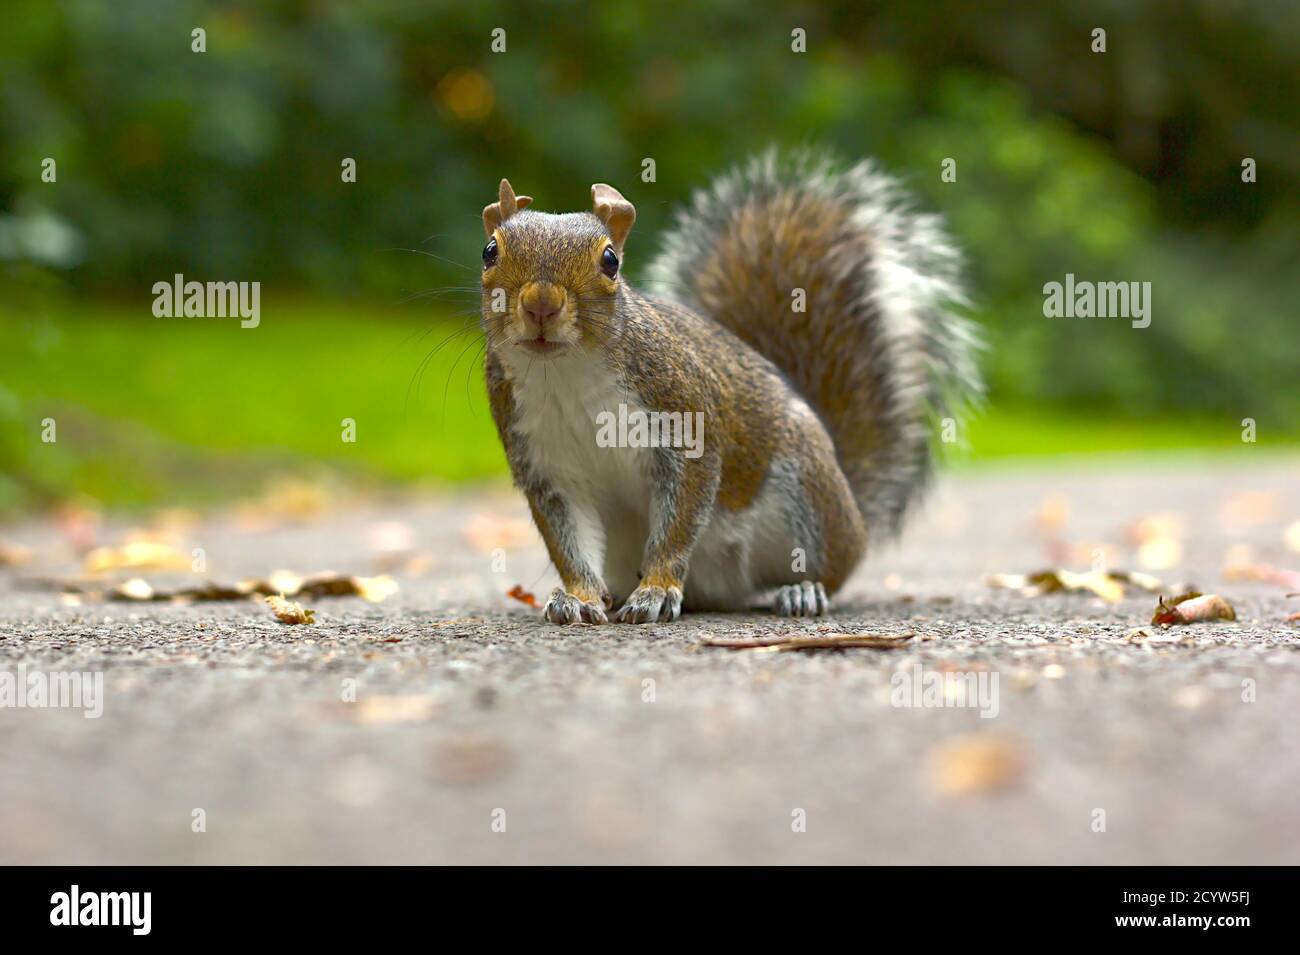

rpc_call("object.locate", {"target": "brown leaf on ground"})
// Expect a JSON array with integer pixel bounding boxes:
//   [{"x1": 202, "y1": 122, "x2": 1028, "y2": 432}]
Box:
[
  {"x1": 345, "y1": 695, "x2": 439, "y2": 725},
  {"x1": 91, "y1": 570, "x2": 398, "y2": 605},
  {"x1": 1151, "y1": 592, "x2": 1235, "y2": 626},
  {"x1": 506, "y1": 584, "x2": 540, "y2": 608},
  {"x1": 434, "y1": 735, "x2": 511, "y2": 784},
  {"x1": 0, "y1": 542, "x2": 33, "y2": 567},
  {"x1": 113, "y1": 577, "x2": 155, "y2": 601},
  {"x1": 928, "y1": 734, "x2": 1026, "y2": 797},
  {"x1": 703, "y1": 631, "x2": 915, "y2": 651},
  {"x1": 1136, "y1": 537, "x2": 1183, "y2": 571},
  {"x1": 985, "y1": 568, "x2": 1157, "y2": 603},
  {"x1": 265, "y1": 594, "x2": 315, "y2": 625},
  {"x1": 1125, "y1": 512, "x2": 1186, "y2": 545},
  {"x1": 297, "y1": 573, "x2": 399, "y2": 603}
]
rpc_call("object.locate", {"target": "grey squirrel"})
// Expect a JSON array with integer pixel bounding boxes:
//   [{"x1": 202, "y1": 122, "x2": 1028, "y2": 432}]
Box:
[{"x1": 479, "y1": 150, "x2": 981, "y2": 624}]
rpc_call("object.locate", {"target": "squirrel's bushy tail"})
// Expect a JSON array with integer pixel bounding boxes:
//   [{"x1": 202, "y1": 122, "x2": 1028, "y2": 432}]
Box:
[{"x1": 647, "y1": 149, "x2": 982, "y2": 540}]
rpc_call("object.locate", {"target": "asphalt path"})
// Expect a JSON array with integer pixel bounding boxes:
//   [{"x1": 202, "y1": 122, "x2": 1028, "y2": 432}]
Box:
[{"x1": 2, "y1": 455, "x2": 1297, "y2": 863}]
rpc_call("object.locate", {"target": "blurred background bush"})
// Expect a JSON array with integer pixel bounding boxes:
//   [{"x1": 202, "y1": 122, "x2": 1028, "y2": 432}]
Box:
[{"x1": 1, "y1": 0, "x2": 1297, "y2": 515}]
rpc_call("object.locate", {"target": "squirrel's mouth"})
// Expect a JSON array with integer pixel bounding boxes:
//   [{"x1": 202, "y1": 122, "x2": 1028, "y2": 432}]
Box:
[{"x1": 519, "y1": 336, "x2": 566, "y2": 357}]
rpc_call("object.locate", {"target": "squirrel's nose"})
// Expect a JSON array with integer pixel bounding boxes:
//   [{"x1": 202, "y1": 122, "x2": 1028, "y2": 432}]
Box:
[{"x1": 520, "y1": 283, "x2": 566, "y2": 330}]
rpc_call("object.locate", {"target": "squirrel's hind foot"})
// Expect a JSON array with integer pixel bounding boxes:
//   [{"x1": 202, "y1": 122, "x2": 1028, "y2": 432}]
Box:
[{"x1": 773, "y1": 581, "x2": 829, "y2": 617}]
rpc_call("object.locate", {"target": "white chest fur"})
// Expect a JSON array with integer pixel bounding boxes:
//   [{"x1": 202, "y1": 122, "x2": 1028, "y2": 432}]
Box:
[
  {"x1": 502, "y1": 351, "x2": 654, "y2": 595},
  {"x1": 504, "y1": 352, "x2": 652, "y2": 508},
  {"x1": 498, "y1": 349, "x2": 787, "y2": 610}
]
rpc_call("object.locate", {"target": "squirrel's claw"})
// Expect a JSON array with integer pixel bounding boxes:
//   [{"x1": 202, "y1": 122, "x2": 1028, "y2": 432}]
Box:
[
  {"x1": 542, "y1": 587, "x2": 608, "y2": 625},
  {"x1": 613, "y1": 585, "x2": 682, "y2": 624},
  {"x1": 773, "y1": 581, "x2": 829, "y2": 617}
]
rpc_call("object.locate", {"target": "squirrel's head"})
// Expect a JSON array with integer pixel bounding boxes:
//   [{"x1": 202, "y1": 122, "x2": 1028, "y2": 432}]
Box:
[{"x1": 480, "y1": 178, "x2": 635, "y2": 361}]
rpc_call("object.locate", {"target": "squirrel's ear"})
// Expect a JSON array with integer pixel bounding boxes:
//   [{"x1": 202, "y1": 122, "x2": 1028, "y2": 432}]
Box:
[
  {"x1": 591, "y1": 183, "x2": 636, "y2": 252},
  {"x1": 482, "y1": 178, "x2": 533, "y2": 237}
]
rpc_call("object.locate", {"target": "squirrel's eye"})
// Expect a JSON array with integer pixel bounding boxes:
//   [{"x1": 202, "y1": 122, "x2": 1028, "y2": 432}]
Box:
[
  {"x1": 600, "y1": 246, "x2": 619, "y2": 278},
  {"x1": 482, "y1": 237, "x2": 498, "y2": 269}
]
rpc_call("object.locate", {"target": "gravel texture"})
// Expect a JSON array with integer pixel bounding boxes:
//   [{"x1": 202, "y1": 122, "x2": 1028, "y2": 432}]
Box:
[{"x1": 2, "y1": 455, "x2": 1298, "y2": 864}]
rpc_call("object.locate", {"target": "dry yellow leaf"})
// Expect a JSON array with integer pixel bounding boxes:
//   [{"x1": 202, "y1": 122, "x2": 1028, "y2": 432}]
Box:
[
  {"x1": 1136, "y1": 537, "x2": 1182, "y2": 571},
  {"x1": 114, "y1": 577, "x2": 155, "y2": 601},
  {"x1": 929, "y1": 734, "x2": 1025, "y2": 796},
  {"x1": 1285, "y1": 521, "x2": 1300, "y2": 554},
  {"x1": 347, "y1": 695, "x2": 439, "y2": 724},
  {"x1": 266, "y1": 594, "x2": 315, "y2": 625},
  {"x1": 84, "y1": 539, "x2": 190, "y2": 574}
]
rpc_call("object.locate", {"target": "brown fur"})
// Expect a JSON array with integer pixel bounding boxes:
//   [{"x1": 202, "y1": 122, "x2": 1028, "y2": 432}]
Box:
[{"x1": 480, "y1": 177, "x2": 869, "y2": 622}]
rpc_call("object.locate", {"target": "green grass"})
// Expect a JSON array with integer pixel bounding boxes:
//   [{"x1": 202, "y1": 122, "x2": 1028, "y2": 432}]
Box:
[
  {"x1": 963, "y1": 404, "x2": 1279, "y2": 460},
  {"x1": 1, "y1": 297, "x2": 1294, "y2": 515},
  {"x1": 0, "y1": 297, "x2": 507, "y2": 513}
]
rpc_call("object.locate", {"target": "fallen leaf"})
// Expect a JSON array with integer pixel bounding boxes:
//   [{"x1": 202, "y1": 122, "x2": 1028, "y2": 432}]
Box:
[
  {"x1": 703, "y1": 631, "x2": 915, "y2": 651},
  {"x1": 0, "y1": 542, "x2": 33, "y2": 567},
  {"x1": 266, "y1": 594, "x2": 315, "y2": 625},
  {"x1": 107, "y1": 577, "x2": 154, "y2": 601},
  {"x1": 434, "y1": 735, "x2": 510, "y2": 784},
  {"x1": 266, "y1": 569, "x2": 304, "y2": 595},
  {"x1": 84, "y1": 539, "x2": 191, "y2": 574},
  {"x1": 351, "y1": 575, "x2": 400, "y2": 603},
  {"x1": 346, "y1": 695, "x2": 439, "y2": 724},
  {"x1": 1136, "y1": 537, "x2": 1182, "y2": 571},
  {"x1": 1151, "y1": 592, "x2": 1235, "y2": 626},
  {"x1": 1125, "y1": 512, "x2": 1186, "y2": 545},
  {"x1": 928, "y1": 734, "x2": 1025, "y2": 796},
  {"x1": 369, "y1": 520, "x2": 413, "y2": 553},
  {"x1": 1285, "y1": 521, "x2": 1300, "y2": 554},
  {"x1": 1107, "y1": 570, "x2": 1167, "y2": 592},
  {"x1": 74, "y1": 569, "x2": 399, "y2": 606},
  {"x1": 1172, "y1": 686, "x2": 1209, "y2": 708},
  {"x1": 985, "y1": 569, "x2": 1130, "y2": 603},
  {"x1": 506, "y1": 584, "x2": 540, "y2": 608}
]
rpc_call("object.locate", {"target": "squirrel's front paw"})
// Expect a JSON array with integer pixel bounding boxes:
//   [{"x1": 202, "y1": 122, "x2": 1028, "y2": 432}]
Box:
[
  {"x1": 613, "y1": 584, "x2": 683, "y2": 624},
  {"x1": 542, "y1": 587, "x2": 609, "y2": 625}
]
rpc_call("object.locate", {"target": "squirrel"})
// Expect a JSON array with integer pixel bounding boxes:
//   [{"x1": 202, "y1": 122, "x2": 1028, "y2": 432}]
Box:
[{"x1": 479, "y1": 149, "x2": 981, "y2": 624}]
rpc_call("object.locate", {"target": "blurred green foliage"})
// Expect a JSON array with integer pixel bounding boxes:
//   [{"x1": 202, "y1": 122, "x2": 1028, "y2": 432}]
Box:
[{"x1": 1, "y1": 0, "x2": 1297, "y2": 512}]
